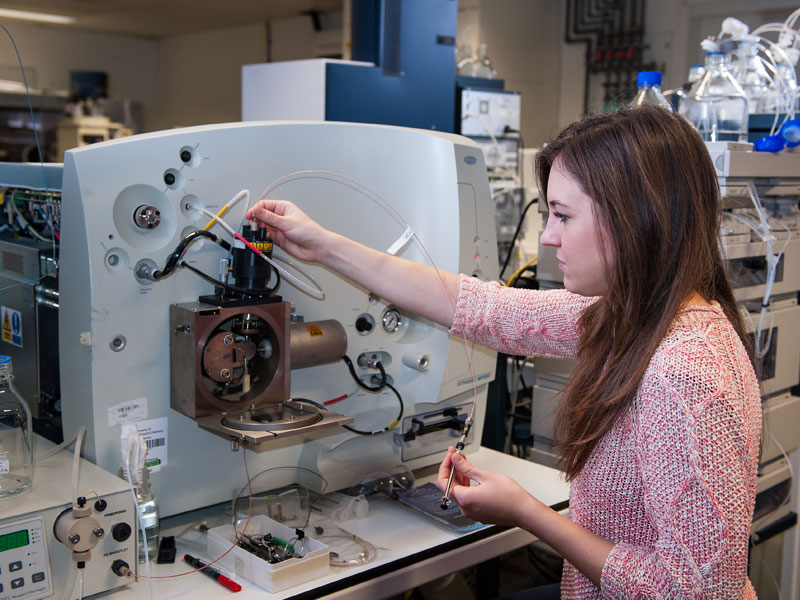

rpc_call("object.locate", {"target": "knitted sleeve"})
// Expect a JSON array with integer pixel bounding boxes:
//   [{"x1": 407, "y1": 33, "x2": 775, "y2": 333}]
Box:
[
  {"x1": 600, "y1": 320, "x2": 761, "y2": 598},
  {"x1": 449, "y1": 274, "x2": 595, "y2": 359}
]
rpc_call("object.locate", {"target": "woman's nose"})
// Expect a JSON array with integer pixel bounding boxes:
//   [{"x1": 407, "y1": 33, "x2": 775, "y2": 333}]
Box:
[{"x1": 540, "y1": 219, "x2": 559, "y2": 247}]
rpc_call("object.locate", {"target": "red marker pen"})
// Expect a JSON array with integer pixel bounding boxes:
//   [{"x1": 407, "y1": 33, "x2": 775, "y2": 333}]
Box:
[{"x1": 184, "y1": 553, "x2": 242, "y2": 592}]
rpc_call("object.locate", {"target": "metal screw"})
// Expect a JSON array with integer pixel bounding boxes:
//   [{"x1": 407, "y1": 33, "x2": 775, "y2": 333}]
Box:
[
  {"x1": 68, "y1": 533, "x2": 80, "y2": 545},
  {"x1": 93, "y1": 528, "x2": 105, "y2": 538}
]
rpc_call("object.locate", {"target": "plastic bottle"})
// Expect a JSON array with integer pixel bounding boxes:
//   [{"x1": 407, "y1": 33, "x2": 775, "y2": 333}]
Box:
[
  {"x1": 0, "y1": 356, "x2": 32, "y2": 497},
  {"x1": 679, "y1": 52, "x2": 749, "y2": 142},
  {"x1": 630, "y1": 71, "x2": 673, "y2": 110},
  {"x1": 118, "y1": 464, "x2": 159, "y2": 561}
]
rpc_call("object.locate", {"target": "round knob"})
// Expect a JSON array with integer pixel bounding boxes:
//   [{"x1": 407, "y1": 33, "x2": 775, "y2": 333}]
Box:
[
  {"x1": 355, "y1": 316, "x2": 373, "y2": 333},
  {"x1": 111, "y1": 522, "x2": 132, "y2": 542},
  {"x1": 180, "y1": 149, "x2": 193, "y2": 163}
]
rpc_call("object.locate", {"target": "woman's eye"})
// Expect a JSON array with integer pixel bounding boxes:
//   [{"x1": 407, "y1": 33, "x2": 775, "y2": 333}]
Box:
[{"x1": 553, "y1": 212, "x2": 568, "y2": 223}]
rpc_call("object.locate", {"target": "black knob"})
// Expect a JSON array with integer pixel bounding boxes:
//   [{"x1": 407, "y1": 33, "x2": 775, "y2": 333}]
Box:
[
  {"x1": 180, "y1": 150, "x2": 192, "y2": 163},
  {"x1": 111, "y1": 522, "x2": 132, "y2": 542},
  {"x1": 164, "y1": 172, "x2": 176, "y2": 185},
  {"x1": 77, "y1": 496, "x2": 86, "y2": 507},
  {"x1": 355, "y1": 317, "x2": 373, "y2": 333},
  {"x1": 94, "y1": 499, "x2": 108, "y2": 512}
]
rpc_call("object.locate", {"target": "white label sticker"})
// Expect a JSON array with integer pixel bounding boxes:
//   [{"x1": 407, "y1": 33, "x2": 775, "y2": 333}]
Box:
[
  {"x1": 1, "y1": 306, "x2": 23, "y2": 348},
  {"x1": 0, "y1": 459, "x2": 9, "y2": 474},
  {"x1": 134, "y1": 417, "x2": 168, "y2": 473},
  {"x1": 108, "y1": 398, "x2": 148, "y2": 427}
]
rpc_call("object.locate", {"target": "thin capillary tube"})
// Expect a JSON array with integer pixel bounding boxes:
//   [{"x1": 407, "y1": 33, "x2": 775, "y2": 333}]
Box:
[{"x1": 258, "y1": 169, "x2": 480, "y2": 510}]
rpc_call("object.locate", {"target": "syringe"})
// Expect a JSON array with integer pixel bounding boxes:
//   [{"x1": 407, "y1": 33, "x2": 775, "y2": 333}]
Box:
[{"x1": 440, "y1": 417, "x2": 472, "y2": 510}]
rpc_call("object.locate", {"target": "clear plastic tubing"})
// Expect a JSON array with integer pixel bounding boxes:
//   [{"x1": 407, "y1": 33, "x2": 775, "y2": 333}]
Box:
[{"x1": 312, "y1": 492, "x2": 369, "y2": 521}]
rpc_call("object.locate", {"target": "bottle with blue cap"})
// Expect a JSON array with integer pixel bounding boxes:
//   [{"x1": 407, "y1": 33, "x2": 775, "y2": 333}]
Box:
[
  {"x1": 679, "y1": 52, "x2": 748, "y2": 142},
  {"x1": 630, "y1": 71, "x2": 673, "y2": 111},
  {"x1": 0, "y1": 356, "x2": 33, "y2": 497}
]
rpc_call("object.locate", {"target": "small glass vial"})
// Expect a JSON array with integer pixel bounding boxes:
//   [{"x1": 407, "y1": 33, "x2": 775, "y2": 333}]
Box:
[
  {"x1": 118, "y1": 465, "x2": 160, "y2": 562},
  {"x1": 0, "y1": 356, "x2": 33, "y2": 497}
]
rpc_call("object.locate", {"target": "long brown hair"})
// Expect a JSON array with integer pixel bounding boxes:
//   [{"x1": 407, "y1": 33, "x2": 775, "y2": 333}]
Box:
[{"x1": 535, "y1": 105, "x2": 753, "y2": 481}]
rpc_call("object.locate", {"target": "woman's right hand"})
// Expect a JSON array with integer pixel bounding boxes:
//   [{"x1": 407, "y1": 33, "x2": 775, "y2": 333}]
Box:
[{"x1": 246, "y1": 199, "x2": 330, "y2": 263}]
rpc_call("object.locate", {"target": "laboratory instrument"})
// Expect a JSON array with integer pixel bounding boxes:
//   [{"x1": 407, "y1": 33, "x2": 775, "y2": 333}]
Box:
[
  {"x1": 0, "y1": 436, "x2": 136, "y2": 598},
  {"x1": 53, "y1": 120, "x2": 497, "y2": 518}
]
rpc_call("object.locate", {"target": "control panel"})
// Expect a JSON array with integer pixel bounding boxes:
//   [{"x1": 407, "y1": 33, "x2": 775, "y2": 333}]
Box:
[{"x1": 0, "y1": 517, "x2": 51, "y2": 599}]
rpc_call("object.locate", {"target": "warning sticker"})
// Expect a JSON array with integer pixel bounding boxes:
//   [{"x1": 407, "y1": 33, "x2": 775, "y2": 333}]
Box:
[
  {"x1": 306, "y1": 324, "x2": 323, "y2": 336},
  {"x1": 1, "y1": 306, "x2": 22, "y2": 348}
]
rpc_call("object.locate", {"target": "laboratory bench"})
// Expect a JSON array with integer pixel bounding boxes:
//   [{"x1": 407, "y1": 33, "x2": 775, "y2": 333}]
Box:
[{"x1": 99, "y1": 447, "x2": 569, "y2": 600}]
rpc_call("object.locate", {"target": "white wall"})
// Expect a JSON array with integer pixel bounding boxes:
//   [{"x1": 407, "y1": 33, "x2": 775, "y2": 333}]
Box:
[
  {"x1": 0, "y1": 21, "x2": 157, "y2": 129},
  {"x1": 153, "y1": 24, "x2": 266, "y2": 130}
]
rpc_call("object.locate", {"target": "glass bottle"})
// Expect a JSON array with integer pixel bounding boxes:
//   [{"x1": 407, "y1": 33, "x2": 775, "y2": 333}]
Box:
[
  {"x1": 630, "y1": 71, "x2": 673, "y2": 110},
  {"x1": 473, "y1": 43, "x2": 497, "y2": 79},
  {"x1": 0, "y1": 356, "x2": 33, "y2": 497},
  {"x1": 676, "y1": 65, "x2": 706, "y2": 112},
  {"x1": 732, "y1": 40, "x2": 772, "y2": 114},
  {"x1": 456, "y1": 43, "x2": 477, "y2": 77},
  {"x1": 679, "y1": 52, "x2": 749, "y2": 142},
  {"x1": 118, "y1": 465, "x2": 159, "y2": 562}
]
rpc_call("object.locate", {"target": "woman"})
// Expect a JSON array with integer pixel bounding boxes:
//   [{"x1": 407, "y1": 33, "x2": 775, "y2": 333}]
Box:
[{"x1": 247, "y1": 105, "x2": 760, "y2": 598}]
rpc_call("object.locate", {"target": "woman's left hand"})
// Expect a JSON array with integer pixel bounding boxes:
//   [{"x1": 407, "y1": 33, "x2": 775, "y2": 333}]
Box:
[{"x1": 436, "y1": 447, "x2": 536, "y2": 526}]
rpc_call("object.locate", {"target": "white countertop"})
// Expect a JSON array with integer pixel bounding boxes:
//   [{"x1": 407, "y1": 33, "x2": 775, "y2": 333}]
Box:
[{"x1": 98, "y1": 447, "x2": 569, "y2": 600}]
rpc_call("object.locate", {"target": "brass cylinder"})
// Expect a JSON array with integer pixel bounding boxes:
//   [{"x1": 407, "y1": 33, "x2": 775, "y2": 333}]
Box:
[{"x1": 290, "y1": 319, "x2": 347, "y2": 369}]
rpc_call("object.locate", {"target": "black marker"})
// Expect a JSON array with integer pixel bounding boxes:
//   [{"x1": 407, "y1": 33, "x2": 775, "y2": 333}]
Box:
[{"x1": 184, "y1": 553, "x2": 242, "y2": 592}]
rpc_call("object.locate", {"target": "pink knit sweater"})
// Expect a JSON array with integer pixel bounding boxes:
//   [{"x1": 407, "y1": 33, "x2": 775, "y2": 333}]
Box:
[{"x1": 450, "y1": 276, "x2": 761, "y2": 599}]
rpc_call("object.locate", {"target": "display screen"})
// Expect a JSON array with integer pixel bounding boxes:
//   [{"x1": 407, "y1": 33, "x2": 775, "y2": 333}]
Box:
[{"x1": 0, "y1": 529, "x2": 29, "y2": 552}]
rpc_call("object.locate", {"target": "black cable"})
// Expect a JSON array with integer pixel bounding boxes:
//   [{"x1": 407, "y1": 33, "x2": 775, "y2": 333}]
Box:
[
  {"x1": 334, "y1": 356, "x2": 404, "y2": 435},
  {"x1": 152, "y1": 230, "x2": 230, "y2": 280},
  {"x1": 342, "y1": 382, "x2": 403, "y2": 436},
  {"x1": 342, "y1": 355, "x2": 386, "y2": 391},
  {"x1": 179, "y1": 260, "x2": 280, "y2": 297},
  {"x1": 499, "y1": 199, "x2": 537, "y2": 281}
]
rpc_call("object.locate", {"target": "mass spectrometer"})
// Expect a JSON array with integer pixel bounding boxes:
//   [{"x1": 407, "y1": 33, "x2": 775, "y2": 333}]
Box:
[{"x1": 56, "y1": 121, "x2": 498, "y2": 516}]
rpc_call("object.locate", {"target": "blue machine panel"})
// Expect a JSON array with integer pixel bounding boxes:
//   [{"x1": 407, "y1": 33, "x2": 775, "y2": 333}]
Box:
[{"x1": 325, "y1": 0, "x2": 458, "y2": 132}]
